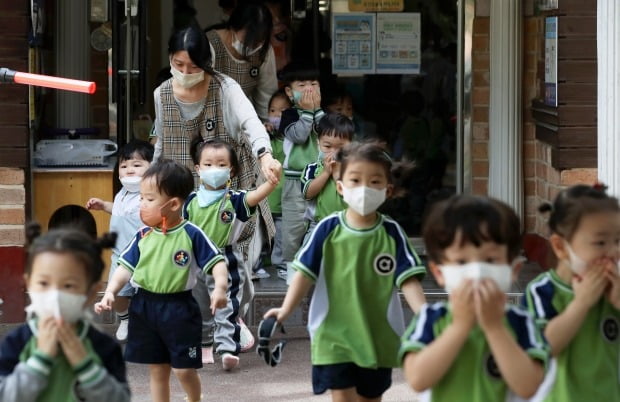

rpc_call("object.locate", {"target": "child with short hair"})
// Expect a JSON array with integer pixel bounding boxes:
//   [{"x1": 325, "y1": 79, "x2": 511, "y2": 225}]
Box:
[
  {"x1": 262, "y1": 89, "x2": 292, "y2": 279},
  {"x1": 183, "y1": 138, "x2": 280, "y2": 370},
  {"x1": 265, "y1": 142, "x2": 426, "y2": 401},
  {"x1": 300, "y1": 113, "x2": 354, "y2": 241},
  {"x1": 0, "y1": 225, "x2": 130, "y2": 401},
  {"x1": 400, "y1": 194, "x2": 548, "y2": 400},
  {"x1": 278, "y1": 62, "x2": 323, "y2": 280},
  {"x1": 523, "y1": 184, "x2": 620, "y2": 401},
  {"x1": 95, "y1": 159, "x2": 228, "y2": 402},
  {"x1": 86, "y1": 139, "x2": 153, "y2": 342}
]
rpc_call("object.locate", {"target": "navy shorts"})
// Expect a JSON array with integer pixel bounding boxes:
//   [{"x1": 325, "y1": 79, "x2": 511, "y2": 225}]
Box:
[
  {"x1": 125, "y1": 288, "x2": 202, "y2": 369},
  {"x1": 312, "y1": 363, "x2": 392, "y2": 398}
]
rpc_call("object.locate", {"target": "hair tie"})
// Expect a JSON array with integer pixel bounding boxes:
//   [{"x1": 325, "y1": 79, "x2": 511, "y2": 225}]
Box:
[{"x1": 593, "y1": 181, "x2": 608, "y2": 192}]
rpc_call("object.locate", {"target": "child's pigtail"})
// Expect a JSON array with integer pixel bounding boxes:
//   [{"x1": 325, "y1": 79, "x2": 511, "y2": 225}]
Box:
[
  {"x1": 25, "y1": 222, "x2": 42, "y2": 246},
  {"x1": 538, "y1": 202, "x2": 553, "y2": 214},
  {"x1": 96, "y1": 232, "x2": 117, "y2": 250}
]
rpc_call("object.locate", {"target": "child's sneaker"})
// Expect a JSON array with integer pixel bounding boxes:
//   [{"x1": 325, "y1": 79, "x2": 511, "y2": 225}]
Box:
[
  {"x1": 115, "y1": 316, "x2": 129, "y2": 342},
  {"x1": 221, "y1": 352, "x2": 240, "y2": 371},
  {"x1": 253, "y1": 268, "x2": 270, "y2": 279},
  {"x1": 277, "y1": 268, "x2": 287, "y2": 281},
  {"x1": 238, "y1": 318, "x2": 255, "y2": 352}
]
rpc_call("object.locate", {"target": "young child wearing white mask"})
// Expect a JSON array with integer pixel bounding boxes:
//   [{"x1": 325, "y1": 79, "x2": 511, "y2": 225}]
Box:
[
  {"x1": 0, "y1": 225, "x2": 130, "y2": 401},
  {"x1": 400, "y1": 194, "x2": 549, "y2": 401},
  {"x1": 523, "y1": 184, "x2": 620, "y2": 401},
  {"x1": 183, "y1": 138, "x2": 280, "y2": 370},
  {"x1": 86, "y1": 139, "x2": 153, "y2": 342},
  {"x1": 264, "y1": 142, "x2": 426, "y2": 401}
]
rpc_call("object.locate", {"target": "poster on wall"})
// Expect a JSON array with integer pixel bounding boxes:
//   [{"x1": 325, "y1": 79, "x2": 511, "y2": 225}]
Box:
[
  {"x1": 376, "y1": 13, "x2": 421, "y2": 74},
  {"x1": 544, "y1": 16, "x2": 558, "y2": 107},
  {"x1": 332, "y1": 13, "x2": 376, "y2": 75}
]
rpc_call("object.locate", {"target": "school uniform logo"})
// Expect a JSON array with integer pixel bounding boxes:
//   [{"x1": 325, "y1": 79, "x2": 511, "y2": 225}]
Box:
[
  {"x1": 601, "y1": 316, "x2": 619, "y2": 342},
  {"x1": 484, "y1": 353, "x2": 502, "y2": 379},
  {"x1": 249, "y1": 67, "x2": 259, "y2": 77},
  {"x1": 189, "y1": 346, "x2": 197, "y2": 359},
  {"x1": 173, "y1": 250, "x2": 191, "y2": 268},
  {"x1": 373, "y1": 253, "x2": 396, "y2": 275},
  {"x1": 220, "y1": 209, "x2": 234, "y2": 224}
]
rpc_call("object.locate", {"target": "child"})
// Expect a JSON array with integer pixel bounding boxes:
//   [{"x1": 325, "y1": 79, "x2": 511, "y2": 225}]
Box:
[
  {"x1": 264, "y1": 142, "x2": 427, "y2": 401},
  {"x1": 95, "y1": 159, "x2": 228, "y2": 402},
  {"x1": 400, "y1": 194, "x2": 549, "y2": 400},
  {"x1": 300, "y1": 113, "x2": 354, "y2": 242},
  {"x1": 278, "y1": 62, "x2": 323, "y2": 280},
  {"x1": 0, "y1": 225, "x2": 130, "y2": 401},
  {"x1": 262, "y1": 89, "x2": 292, "y2": 279},
  {"x1": 86, "y1": 139, "x2": 153, "y2": 342},
  {"x1": 183, "y1": 138, "x2": 280, "y2": 370},
  {"x1": 523, "y1": 184, "x2": 620, "y2": 401}
]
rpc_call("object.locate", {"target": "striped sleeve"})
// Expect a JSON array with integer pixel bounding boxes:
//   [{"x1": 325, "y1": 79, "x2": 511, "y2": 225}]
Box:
[
  {"x1": 383, "y1": 216, "x2": 426, "y2": 287},
  {"x1": 506, "y1": 305, "x2": 550, "y2": 367},
  {"x1": 398, "y1": 303, "x2": 447, "y2": 361},
  {"x1": 185, "y1": 223, "x2": 225, "y2": 274},
  {"x1": 523, "y1": 274, "x2": 558, "y2": 326},
  {"x1": 291, "y1": 214, "x2": 339, "y2": 281},
  {"x1": 182, "y1": 192, "x2": 198, "y2": 219},
  {"x1": 230, "y1": 190, "x2": 255, "y2": 222},
  {"x1": 301, "y1": 162, "x2": 319, "y2": 199},
  {"x1": 118, "y1": 227, "x2": 150, "y2": 274}
]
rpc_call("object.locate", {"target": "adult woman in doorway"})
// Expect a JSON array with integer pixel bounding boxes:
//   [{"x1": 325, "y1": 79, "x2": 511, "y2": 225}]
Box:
[
  {"x1": 152, "y1": 25, "x2": 280, "y2": 363},
  {"x1": 205, "y1": 1, "x2": 277, "y2": 121}
]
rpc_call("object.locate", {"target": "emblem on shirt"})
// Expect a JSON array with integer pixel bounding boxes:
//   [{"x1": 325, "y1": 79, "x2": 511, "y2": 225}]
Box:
[
  {"x1": 484, "y1": 353, "x2": 502, "y2": 379},
  {"x1": 189, "y1": 346, "x2": 197, "y2": 359},
  {"x1": 205, "y1": 118, "x2": 215, "y2": 131},
  {"x1": 373, "y1": 253, "x2": 396, "y2": 276},
  {"x1": 249, "y1": 67, "x2": 259, "y2": 77},
  {"x1": 601, "y1": 316, "x2": 619, "y2": 342},
  {"x1": 220, "y1": 209, "x2": 234, "y2": 224},
  {"x1": 173, "y1": 249, "x2": 191, "y2": 268}
]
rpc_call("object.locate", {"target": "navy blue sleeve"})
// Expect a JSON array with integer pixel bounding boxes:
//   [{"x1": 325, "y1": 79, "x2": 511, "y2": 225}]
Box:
[
  {"x1": 0, "y1": 325, "x2": 31, "y2": 376},
  {"x1": 229, "y1": 191, "x2": 254, "y2": 222},
  {"x1": 278, "y1": 107, "x2": 300, "y2": 136},
  {"x1": 523, "y1": 274, "x2": 558, "y2": 324},
  {"x1": 182, "y1": 192, "x2": 198, "y2": 219},
  {"x1": 185, "y1": 222, "x2": 225, "y2": 273},
  {"x1": 118, "y1": 227, "x2": 149, "y2": 272},
  {"x1": 292, "y1": 215, "x2": 340, "y2": 280},
  {"x1": 87, "y1": 327, "x2": 128, "y2": 385}
]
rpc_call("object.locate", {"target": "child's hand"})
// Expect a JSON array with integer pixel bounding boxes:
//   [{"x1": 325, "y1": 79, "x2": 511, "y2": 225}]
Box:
[
  {"x1": 604, "y1": 261, "x2": 620, "y2": 309},
  {"x1": 474, "y1": 279, "x2": 507, "y2": 332},
  {"x1": 85, "y1": 198, "x2": 105, "y2": 211},
  {"x1": 573, "y1": 261, "x2": 608, "y2": 309},
  {"x1": 312, "y1": 88, "x2": 321, "y2": 111},
  {"x1": 449, "y1": 279, "x2": 476, "y2": 332},
  {"x1": 37, "y1": 316, "x2": 59, "y2": 357},
  {"x1": 264, "y1": 122, "x2": 275, "y2": 133},
  {"x1": 210, "y1": 287, "x2": 227, "y2": 314},
  {"x1": 263, "y1": 307, "x2": 285, "y2": 323},
  {"x1": 56, "y1": 319, "x2": 88, "y2": 367},
  {"x1": 94, "y1": 291, "x2": 115, "y2": 314},
  {"x1": 298, "y1": 89, "x2": 314, "y2": 111}
]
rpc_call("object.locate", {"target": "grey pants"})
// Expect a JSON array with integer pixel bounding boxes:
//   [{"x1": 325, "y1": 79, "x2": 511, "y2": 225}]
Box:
[
  {"x1": 192, "y1": 245, "x2": 247, "y2": 355},
  {"x1": 281, "y1": 177, "x2": 308, "y2": 263},
  {"x1": 270, "y1": 215, "x2": 285, "y2": 269}
]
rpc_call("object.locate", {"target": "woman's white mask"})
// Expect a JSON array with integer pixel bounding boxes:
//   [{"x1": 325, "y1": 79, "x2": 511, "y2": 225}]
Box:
[
  {"x1": 26, "y1": 289, "x2": 87, "y2": 323},
  {"x1": 440, "y1": 262, "x2": 513, "y2": 293},
  {"x1": 170, "y1": 64, "x2": 204, "y2": 89}
]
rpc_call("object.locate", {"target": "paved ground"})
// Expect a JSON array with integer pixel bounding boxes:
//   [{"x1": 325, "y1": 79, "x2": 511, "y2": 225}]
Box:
[{"x1": 127, "y1": 337, "x2": 420, "y2": 401}]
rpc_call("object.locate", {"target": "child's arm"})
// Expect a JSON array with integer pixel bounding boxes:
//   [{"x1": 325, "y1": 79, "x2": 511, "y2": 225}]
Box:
[
  {"x1": 246, "y1": 174, "x2": 281, "y2": 207},
  {"x1": 304, "y1": 155, "x2": 338, "y2": 200},
  {"x1": 403, "y1": 281, "x2": 476, "y2": 391},
  {"x1": 263, "y1": 271, "x2": 313, "y2": 323},
  {"x1": 544, "y1": 263, "x2": 608, "y2": 355},
  {"x1": 209, "y1": 261, "x2": 229, "y2": 314},
  {"x1": 400, "y1": 277, "x2": 426, "y2": 314},
  {"x1": 476, "y1": 280, "x2": 544, "y2": 398},
  {"x1": 94, "y1": 267, "x2": 132, "y2": 314},
  {"x1": 86, "y1": 198, "x2": 113, "y2": 215}
]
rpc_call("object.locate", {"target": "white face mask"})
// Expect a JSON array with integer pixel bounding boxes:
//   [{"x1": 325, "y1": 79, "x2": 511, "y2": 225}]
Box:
[
  {"x1": 26, "y1": 289, "x2": 87, "y2": 323},
  {"x1": 199, "y1": 167, "x2": 231, "y2": 189},
  {"x1": 339, "y1": 184, "x2": 386, "y2": 216},
  {"x1": 440, "y1": 262, "x2": 513, "y2": 293},
  {"x1": 564, "y1": 242, "x2": 588, "y2": 275},
  {"x1": 120, "y1": 176, "x2": 141, "y2": 193},
  {"x1": 169, "y1": 64, "x2": 205, "y2": 89},
  {"x1": 232, "y1": 32, "x2": 261, "y2": 56}
]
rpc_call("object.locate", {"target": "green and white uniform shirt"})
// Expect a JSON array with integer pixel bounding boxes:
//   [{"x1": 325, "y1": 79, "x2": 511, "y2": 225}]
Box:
[
  {"x1": 280, "y1": 106, "x2": 322, "y2": 177},
  {"x1": 301, "y1": 159, "x2": 347, "y2": 223},
  {"x1": 523, "y1": 270, "x2": 620, "y2": 402},
  {"x1": 399, "y1": 302, "x2": 549, "y2": 402},
  {"x1": 183, "y1": 189, "x2": 255, "y2": 249},
  {"x1": 292, "y1": 211, "x2": 426, "y2": 368},
  {"x1": 119, "y1": 220, "x2": 224, "y2": 293}
]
